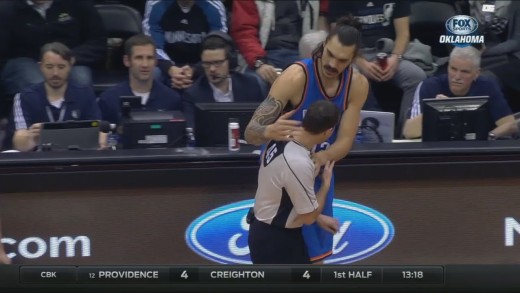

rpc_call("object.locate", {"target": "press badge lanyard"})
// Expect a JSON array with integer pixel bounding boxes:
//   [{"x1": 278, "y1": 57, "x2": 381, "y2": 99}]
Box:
[{"x1": 45, "y1": 104, "x2": 66, "y2": 122}]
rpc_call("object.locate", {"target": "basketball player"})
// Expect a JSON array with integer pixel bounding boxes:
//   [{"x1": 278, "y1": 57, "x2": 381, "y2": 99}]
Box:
[{"x1": 245, "y1": 16, "x2": 369, "y2": 263}]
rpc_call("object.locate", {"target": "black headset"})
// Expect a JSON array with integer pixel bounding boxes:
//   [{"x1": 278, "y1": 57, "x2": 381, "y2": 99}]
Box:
[{"x1": 202, "y1": 30, "x2": 238, "y2": 70}]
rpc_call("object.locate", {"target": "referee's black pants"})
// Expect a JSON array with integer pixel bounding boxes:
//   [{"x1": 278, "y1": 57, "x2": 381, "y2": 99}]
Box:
[{"x1": 248, "y1": 218, "x2": 311, "y2": 264}]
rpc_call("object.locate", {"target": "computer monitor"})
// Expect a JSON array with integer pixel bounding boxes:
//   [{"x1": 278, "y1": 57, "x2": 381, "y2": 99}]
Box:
[
  {"x1": 422, "y1": 96, "x2": 491, "y2": 141},
  {"x1": 120, "y1": 96, "x2": 143, "y2": 119},
  {"x1": 39, "y1": 120, "x2": 100, "y2": 151},
  {"x1": 120, "y1": 111, "x2": 186, "y2": 149},
  {"x1": 194, "y1": 102, "x2": 260, "y2": 147}
]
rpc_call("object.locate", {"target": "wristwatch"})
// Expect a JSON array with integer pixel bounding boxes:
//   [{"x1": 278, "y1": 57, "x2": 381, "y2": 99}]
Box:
[
  {"x1": 254, "y1": 58, "x2": 267, "y2": 69},
  {"x1": 391, "y1": 53, "x2": 403, "y2": 61}
]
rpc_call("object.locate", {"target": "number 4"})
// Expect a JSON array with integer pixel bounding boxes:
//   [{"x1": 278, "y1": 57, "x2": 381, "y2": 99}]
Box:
[
  {"x1": 302, "y1": 270, "x2": 311, "y2": 279},
  {"x1": 181, "y1": 270, "x2": 189, "y2": 279}
]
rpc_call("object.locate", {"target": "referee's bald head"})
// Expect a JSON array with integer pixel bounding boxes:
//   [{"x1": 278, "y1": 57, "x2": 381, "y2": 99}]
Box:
[{"x1": 302, "y1": 100, "x2": 340, "y2": 134}]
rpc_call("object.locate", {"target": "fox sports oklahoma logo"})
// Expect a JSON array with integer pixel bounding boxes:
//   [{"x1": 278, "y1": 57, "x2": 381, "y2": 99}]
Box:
[
  {"x1": 186, "y1": 199, "x2": 394, "y2": 264},
  {"x1": 440, "y1": 15, "x2": 484, "y2": 47}
]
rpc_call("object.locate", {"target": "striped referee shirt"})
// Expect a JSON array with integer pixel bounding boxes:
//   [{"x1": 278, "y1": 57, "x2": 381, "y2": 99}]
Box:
[{"x1": 253, "y1": 140, "x2": 319, "y2": 228}]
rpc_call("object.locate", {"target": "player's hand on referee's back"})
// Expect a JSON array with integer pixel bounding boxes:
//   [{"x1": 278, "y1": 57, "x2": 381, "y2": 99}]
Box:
[{"x1": 264, "y1": 110, "x2": 302, "y2": 141}]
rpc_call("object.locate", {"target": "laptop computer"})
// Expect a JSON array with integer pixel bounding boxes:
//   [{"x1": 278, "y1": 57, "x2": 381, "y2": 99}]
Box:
[
  {"x1": 39, "y1": 120, "x2": 100, "y2": 151},
  {"x1": 358, "y1": 110, "x2": 395, "y2": 143}
]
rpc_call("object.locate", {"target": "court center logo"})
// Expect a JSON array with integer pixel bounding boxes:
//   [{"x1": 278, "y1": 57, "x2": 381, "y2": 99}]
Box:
[
  {"x1": 440, "y1": 15, "x2": 484, "y2": 47},
  {"x1": 185, "y1": 199, "x2": 394, "y2": 264}
]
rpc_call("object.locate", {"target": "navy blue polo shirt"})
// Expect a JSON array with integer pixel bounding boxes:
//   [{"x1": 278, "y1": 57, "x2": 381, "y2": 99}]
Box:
[
  {"x1": 2, "y1": 82, "x2": 101, "y2": 150},
  {"x1": 410, "y1": 74, "x2": 512, "y2": 123},
  {"x1": 13, "y1": 82, "x2": 101, "y2": 127},
  {"x1": 98, "y1": 80, "x2": 182, "y2": 125}
]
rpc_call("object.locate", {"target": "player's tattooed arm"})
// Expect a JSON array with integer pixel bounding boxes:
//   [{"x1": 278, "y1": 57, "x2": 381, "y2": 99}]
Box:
[{"x1": 245, "y1": 96, "x2": 284, "y2": 145}]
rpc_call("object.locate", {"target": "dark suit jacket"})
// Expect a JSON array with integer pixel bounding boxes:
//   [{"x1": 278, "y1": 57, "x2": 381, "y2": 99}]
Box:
[{"x1": 182, "y1": 72, "x2": 264, "y2": 129}]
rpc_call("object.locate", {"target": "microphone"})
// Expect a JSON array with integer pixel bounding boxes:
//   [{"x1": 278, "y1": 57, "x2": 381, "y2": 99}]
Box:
[{"x1": 99, "y1": 121, "x2": 111, "y2": 134}]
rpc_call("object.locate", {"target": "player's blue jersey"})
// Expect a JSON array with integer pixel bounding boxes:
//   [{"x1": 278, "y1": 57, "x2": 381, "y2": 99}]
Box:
[
  {"x1": 291, "y1": 58, "x2": 353, "y2": 152},
  {"x1": 293, "y1": 58, "x2": 353, "y2": 262}
]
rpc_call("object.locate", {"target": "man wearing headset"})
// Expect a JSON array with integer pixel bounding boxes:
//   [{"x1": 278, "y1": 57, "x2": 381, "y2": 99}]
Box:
[{"x1": 182, "y1": 31, "x2": 264, "y2": 130}]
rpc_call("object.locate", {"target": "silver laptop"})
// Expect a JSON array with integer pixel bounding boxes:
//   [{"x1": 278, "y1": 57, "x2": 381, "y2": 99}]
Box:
[
  {"x1": 358, "y1": 110, "x2": 395, "y2": 143},
  {"x1": 39, "y1": 120, "x2": 100, "y2": 151}
]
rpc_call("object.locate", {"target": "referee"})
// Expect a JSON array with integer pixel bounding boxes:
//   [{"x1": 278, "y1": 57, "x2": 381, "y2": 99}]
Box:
[{"x1": 248, "y1": 100, "x2": 339, "y2": 264}]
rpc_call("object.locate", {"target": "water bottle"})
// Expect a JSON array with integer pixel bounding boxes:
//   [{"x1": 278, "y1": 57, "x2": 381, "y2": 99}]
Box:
[
  {"x1": 186, "y1": 127, "x2": 196, "y2": 148},
  {"x1": 355, "y1": 125, "x2": 364, "y2": 144},
  {"x1": 107, "y1": 123, "x2": 120, "y2": 150}
]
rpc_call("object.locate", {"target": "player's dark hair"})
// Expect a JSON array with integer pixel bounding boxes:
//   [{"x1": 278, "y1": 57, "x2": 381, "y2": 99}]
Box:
[
  {"x1": 302, "y1": 100, "x2": 340, "y2": 134},
  {"x1": 312, "y1": 14, "x2": 362, "y2": 59}
]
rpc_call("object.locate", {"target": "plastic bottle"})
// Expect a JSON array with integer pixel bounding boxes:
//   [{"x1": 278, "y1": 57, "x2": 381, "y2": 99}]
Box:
[
  {"x1": 107, "y1": 123, "x2": 120, "y2": 150},
  {"x1": 355, "y1": 125, "x2": 364, "y2": 144},
  {"x1": 186, "y1": 127, "x2": 196, "y2": 148}
]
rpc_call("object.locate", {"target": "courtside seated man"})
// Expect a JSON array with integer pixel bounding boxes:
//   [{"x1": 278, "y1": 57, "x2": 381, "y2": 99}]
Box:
[
  {"x1": 245, "y1": 16, "x2": 368, "y2": 263},
  {"x1": 402, "y1": 46, "x2": 514, "y2": 139},
  {"x1": 3, "y1": 42, "x2": 101, "y2": 152},
  {"x1": 98, "y1": 34, "x2": 182, "y2": 125},
  {"x1": 182, "y1": 31, "x2": 264, "y2": 129},
  {"x1": 248, "y1": 100, "x2": 337, "y2": 264}
]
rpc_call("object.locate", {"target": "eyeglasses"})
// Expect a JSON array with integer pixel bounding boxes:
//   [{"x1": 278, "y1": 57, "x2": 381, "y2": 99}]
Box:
[{"x1": 201, "y1": 59, "x2": 228, "y2": 68}]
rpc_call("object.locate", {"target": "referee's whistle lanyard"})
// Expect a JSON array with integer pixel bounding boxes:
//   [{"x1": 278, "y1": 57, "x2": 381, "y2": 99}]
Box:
[{"x1": 45, "y1": 104, "x2": 66, "y2": 122}]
